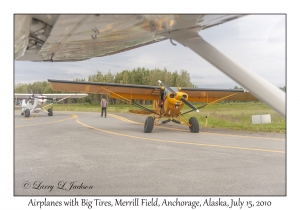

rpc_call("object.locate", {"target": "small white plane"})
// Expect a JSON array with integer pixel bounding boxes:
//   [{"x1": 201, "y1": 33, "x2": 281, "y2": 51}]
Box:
[{"x1": 15, "y1": 93, "x2": 88, "y2": 117}]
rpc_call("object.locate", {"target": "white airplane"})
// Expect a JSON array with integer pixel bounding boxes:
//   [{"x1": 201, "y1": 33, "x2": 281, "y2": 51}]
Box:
[
  {"x1": 14, "y1": 14, "x2": 285, "y2": 117},
  {"x1": 15, "y1": 93, "x2": 88, "y2": 117}
]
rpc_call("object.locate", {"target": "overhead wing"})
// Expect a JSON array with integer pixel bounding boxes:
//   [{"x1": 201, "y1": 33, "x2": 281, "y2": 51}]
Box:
[
  {"x1": 48, "y1": 79, "x2": 162, "y2": 100},
  {"x1": 15, "y1": 14, "x2": 244, "y2": 61},
  {"x1": 180, "y1": 88, "x2": 257, "y2": 102}
]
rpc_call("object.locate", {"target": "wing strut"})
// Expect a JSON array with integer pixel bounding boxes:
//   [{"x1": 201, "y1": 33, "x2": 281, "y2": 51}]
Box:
[
  {"x1": 43, "y1": 96, "x2": 70, "y2": 111},
  {"x1": 169, "y1": 27, "x2": 285, "y2": 117},
  {"x1": 180, "y1": 92, "x2": 238, "y2": 115},
  {"x1": 99, "y1": 86, "x2": 159, "y2": 115}
]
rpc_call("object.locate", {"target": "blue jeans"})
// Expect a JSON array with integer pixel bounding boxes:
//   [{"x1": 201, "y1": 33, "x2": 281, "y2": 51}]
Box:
[{"x1": 101, "y1": 107, "x2": 107, "y2": 117}]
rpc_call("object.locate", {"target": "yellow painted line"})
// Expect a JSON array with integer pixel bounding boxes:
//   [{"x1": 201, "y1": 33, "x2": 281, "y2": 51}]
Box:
[
  {"x1": 109, "y1": 114, "x2": 285, "y2": 141},
  {"x1": 15, "y1": 115, "x2": 77, "y2": 128},
  {"x1": 76, "y1": 120, "x2": 285, "y2": 154},
  {"x1": 109, "y1": 114, "x2": 189, "y2": 132},
  {"x1": 110, "y1": 114, "x2": 188, "y2": 133},
  {"x1": 109, "y1": 114, "x2": 142, "y2": 124}
]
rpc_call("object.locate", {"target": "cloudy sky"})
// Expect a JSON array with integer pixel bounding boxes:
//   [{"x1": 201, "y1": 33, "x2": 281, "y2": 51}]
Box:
[{"x1": 14, "y1": 14, "x2": 285, "y2": 89}]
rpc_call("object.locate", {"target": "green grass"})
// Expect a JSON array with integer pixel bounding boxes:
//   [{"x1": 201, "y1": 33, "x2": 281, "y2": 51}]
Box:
[
  {"x1": 186, "y1": 103, "x2": 286, "y2": 133},
  {"x1": 52, "y1": 103, "x2": 286, "y2": 133}
]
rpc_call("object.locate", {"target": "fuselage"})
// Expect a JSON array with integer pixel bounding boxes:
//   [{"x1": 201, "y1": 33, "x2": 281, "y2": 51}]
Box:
[
  {"x1": 21, "y1": 95, "x2": 48, "y2": 113},
  {"x1": 162, "y1": 91, "x2": 188, "y2": 117}
]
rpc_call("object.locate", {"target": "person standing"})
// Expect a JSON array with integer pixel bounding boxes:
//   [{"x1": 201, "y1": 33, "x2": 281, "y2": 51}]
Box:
[{"x1": 100, "y1": 96, "x2": 108, "y2": 118}]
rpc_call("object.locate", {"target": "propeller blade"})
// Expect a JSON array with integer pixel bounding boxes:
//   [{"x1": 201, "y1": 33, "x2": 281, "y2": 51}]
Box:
[
  {"x1": 181, "y1": 97, "x2": 199, "y2": 113},
  {"x1": 158, "y1": 80, "x2": 176, "y2": 94}
]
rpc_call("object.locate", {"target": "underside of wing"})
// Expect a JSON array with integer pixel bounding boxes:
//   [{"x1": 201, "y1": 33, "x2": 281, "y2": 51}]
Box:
[
  {"x1": 181, "y1": 88, "x2": 258, "y2": 102},
  {"x1": 48, "y1": 79, "x2": 162, "y2": 100},
  {"x1": 15, "y1": 14, "x2": 245, "y2": 61}
]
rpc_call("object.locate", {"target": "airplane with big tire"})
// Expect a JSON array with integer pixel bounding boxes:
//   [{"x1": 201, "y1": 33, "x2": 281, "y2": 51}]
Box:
[
  {"x1": 48, "y1": 79, "x2": 257, "y2": 133},
  {"x1": 15, "y1": 93, "x2": 88, "y2": 118}
]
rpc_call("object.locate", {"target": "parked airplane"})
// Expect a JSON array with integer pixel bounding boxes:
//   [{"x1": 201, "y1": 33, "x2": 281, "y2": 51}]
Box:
[
  {"x1": 15, "y1": 93, "x2": 88, "y2": 117},
  {"x1": 48, "y1": 79, "x2": 257, "y2": 133},
  {"x1": 14, "y1": 14, "x2": 285, "y2": 117}
]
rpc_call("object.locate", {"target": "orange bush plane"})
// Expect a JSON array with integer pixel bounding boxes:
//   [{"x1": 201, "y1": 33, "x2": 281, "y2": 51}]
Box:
[{"x1": 48, "y1": 79, "x2": 257, "y2": 133}]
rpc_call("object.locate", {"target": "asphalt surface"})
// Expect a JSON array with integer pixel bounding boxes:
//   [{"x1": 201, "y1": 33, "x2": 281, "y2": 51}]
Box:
[{"x1": 14, "y1": 110, "x2": 286, "y2": 196}]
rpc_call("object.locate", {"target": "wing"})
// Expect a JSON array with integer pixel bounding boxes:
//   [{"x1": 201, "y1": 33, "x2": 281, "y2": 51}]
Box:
[
  {"x1": 15, "y1": 14, "x2": 244, "y2": 61},
  {"x1": 48, "y1": 79, "x2": 162, "y2": 100},
  {"x1": 14, "y1": 94, "x2": 32, "y2": 99},
  {"x1": 48, "y1": 79, "x2": 258, "y2": 102},
  {"x1": 180, "y1": 88, "x2": 258, "y2": 102}
]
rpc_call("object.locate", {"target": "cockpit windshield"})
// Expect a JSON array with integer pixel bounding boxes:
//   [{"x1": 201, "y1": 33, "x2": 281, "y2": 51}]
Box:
[{"x1": 164, "y1": 87, "x2": 178, "y2": 94}]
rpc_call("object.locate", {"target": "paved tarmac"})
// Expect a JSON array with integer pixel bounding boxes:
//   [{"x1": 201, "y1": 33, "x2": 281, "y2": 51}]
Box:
[{"x1": 14, "y1": 110, "x2": 286, "y2": 196}]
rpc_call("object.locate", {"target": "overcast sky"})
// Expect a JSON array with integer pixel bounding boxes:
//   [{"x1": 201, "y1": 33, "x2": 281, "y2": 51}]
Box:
[{"x1": 14, "y1": 14, "x2": 285, "y2": 89}]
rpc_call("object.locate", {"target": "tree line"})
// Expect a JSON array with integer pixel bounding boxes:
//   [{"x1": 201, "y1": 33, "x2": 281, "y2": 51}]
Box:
[
  {"x1": 15, "y1": 67, "x2": 196, "y2": 105},
  {"x1": 14, "y1": 67, "x2": 286, "y2": 105}
]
